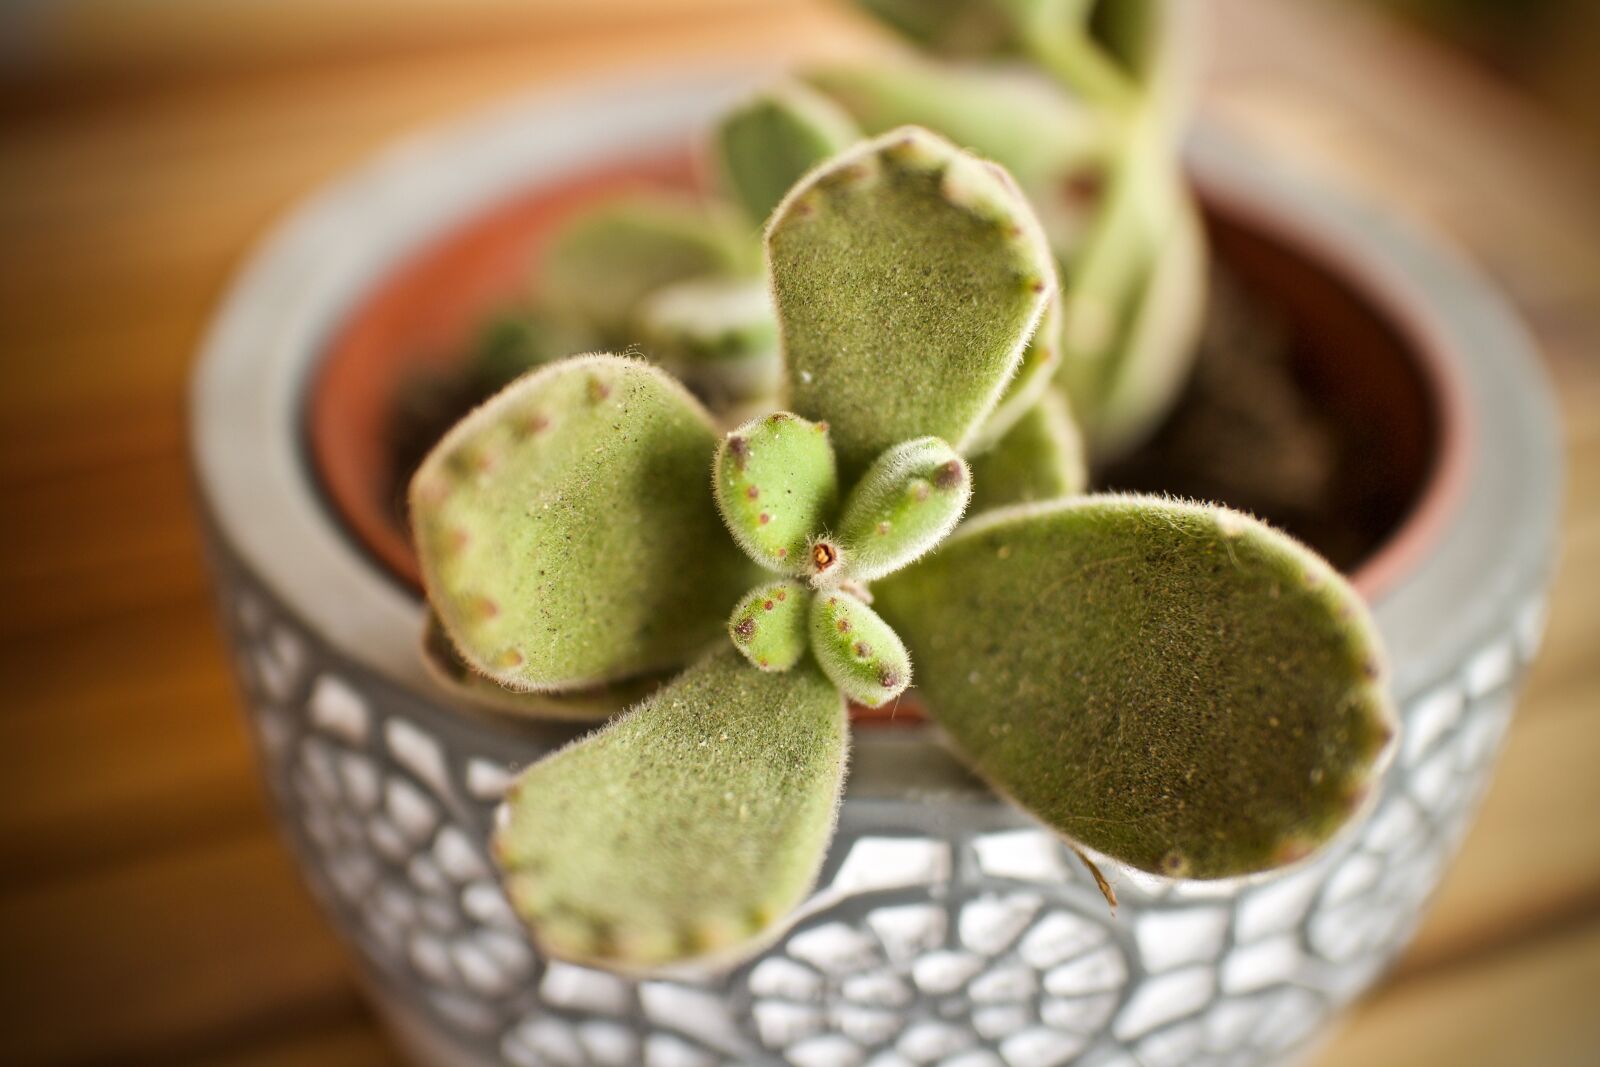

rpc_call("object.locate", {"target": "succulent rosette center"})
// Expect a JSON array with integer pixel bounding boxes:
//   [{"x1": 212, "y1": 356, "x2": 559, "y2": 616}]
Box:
[{"x1": 713, "y1": 410, "x2": 971, "y2": 707}]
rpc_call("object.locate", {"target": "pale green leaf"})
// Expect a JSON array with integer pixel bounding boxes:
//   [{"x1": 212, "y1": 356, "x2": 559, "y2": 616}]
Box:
[
  {"x1": 876, "y1": 496, "x2": 1397, "y2": 878},
  {"x1": 493, "y1": 647, "x2": 848, "y2": 969}
]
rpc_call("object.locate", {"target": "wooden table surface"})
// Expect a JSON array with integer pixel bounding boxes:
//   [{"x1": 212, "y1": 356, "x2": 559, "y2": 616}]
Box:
[{"x1": 2, "y1": 1, "x2": 1597, "y2": 1064}]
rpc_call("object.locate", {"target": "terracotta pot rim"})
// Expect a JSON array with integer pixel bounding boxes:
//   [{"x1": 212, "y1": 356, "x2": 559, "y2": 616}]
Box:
[{"x1": 1190, "y1": 170, "x2": 1470, "y2": 602}]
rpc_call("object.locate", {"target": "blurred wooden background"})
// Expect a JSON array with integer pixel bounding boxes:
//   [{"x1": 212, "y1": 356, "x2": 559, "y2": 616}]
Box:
[{"x1": 1, "y1": 0, "x2": 1598, "y2": 1064}]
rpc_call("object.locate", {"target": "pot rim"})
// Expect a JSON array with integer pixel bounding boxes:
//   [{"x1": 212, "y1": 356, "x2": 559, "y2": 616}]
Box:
[
  {"x1": 190, "y1": 66, "x2": 1560, "y2": 766},
  {"x1": 1189, "y1": 165, "x2": 1472, "y2": 603}
]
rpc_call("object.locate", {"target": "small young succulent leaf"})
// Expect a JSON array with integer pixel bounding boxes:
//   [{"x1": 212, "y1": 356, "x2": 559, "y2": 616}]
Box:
[
  {"x1": 875, "y1": 496, "x2": 1397, "y2": 879},
  {"x1": 805, "y1": 61, "x2": 1109, "y2": 195},
  {"x1": 970, "y1": 293, "x2": 1064, "y2": 451},
  {"x1": 411, "y1": 355, "x2": 760, "y2": 691},
  {"x1": 729, "y1": 579, "x2": 812, "y2": 672},
  {"x1": 540, "y1": 195, "x2": 757, "y2": 341},
  {"x1": 713, "y1": 412, "x2": 840, "y2": 576},
  {"x1": 714, "y1": 82, "x2": 863, "y2": 225},
  {"x1": 1090, "y1": 187, "x2": 1207, "y2": 456},
  {"x1": 968, "y1": 389, "x2": 1086, "y2": 514},
  {"x1": 471, "y1": 305, "x2": 598, "y2": 393},
  {"x1": 493, "y1": 646, "x2": 848, "y2": 971},
  {"x1": 636, "y1": 276, "x2": 782, "y2": 410},
  {"x1": 768, "y1": 126, "x2": 1056, "y2": 477},
  {"x1": 836, "y1": 437, "x2": 970, "y2": 584},
  {"x1": 809, "y1": 589, "x2": 913, "y2": 709},
  {"x1": 420, "y1": 613, "x2": 659, "y2": 722}
]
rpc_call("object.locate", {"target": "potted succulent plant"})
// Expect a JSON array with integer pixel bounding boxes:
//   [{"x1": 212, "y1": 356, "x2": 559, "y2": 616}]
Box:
[{"x1": 191, "y1": 3, "x2": 1560, "y2": 1066}]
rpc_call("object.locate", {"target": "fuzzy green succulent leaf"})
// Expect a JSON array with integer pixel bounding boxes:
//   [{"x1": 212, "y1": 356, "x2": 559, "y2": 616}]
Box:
[
  {"x1": 411, "y1": 355, "x2": 760, "y2": 691},
  {"x1": 540, "y1": 195, "x2": 756, "y2": 340},
  {"x1": 875, "y1": 497, "x2": 1397, "y2": 878},
  {"x1": 768, "y1": 126, "x2": 1056, "y2": 477},
  {"x1": 805, "y1": 61, "x2": 1108, "y2": 194},
  {"x1": 968, "y1": 389, "x2": 1086, "y2": 513},
  {"x1": 715, "y1": 82, "x2": 863, "y2": 225},
  {"x1": 420, "y1": 613, "x2": 659, "y2": 721},
  {"x1": 809, "y1": 589, "x2": 913, "y2": 709},
  {"x1": 836, "y1": 437, "x2": 970, "y2": 584},
  {"x1": 494, "y1": 646, "x2": 848, "y2": 970},
  {"x1": 971, "y1": 294, "x2": 1064, "y2": 451},
  {"x1": 713, "y1": 412, "x2": 840, "y2": 577},
  {"x1": 636, "y1": 276, "x2": 781, "y2": 409},
  {"x1": 729, "y1": 579, "x2": 812, "y2": 671}
]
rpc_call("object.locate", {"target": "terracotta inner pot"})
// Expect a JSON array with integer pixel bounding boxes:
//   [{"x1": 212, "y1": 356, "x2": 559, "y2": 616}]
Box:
[{"x1": 306, "y1": 150, "x2": 1465, "y2": 611}]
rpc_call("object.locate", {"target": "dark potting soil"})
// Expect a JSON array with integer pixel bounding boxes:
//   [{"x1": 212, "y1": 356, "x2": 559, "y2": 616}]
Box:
[{"x1": 1100, "y1": 264, "x2": 1375, "y2": 573}]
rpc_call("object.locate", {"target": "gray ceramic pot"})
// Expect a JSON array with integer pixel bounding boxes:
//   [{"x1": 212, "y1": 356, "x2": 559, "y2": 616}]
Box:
[{"x1": 191, "y1": 71, "x2": 1560, "y2": 1067}]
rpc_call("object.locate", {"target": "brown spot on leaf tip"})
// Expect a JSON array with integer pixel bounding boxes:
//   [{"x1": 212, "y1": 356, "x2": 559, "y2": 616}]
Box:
[
  {"x1": 494, "y1": 647, "x2": 524, "y2": 669},
  {"x1": 758, "y1": 513, "x2": 771, "y2": 525},
  {"x1": 812, "y1": 542, "x2": 837, "y2": 572},
  {"x1": 726, "y1": 435, "x2": 749, "y2": 469},
  {"x1": 586, "y1": 376, "x2": 612, "y2": 403},
  {"x1": 1342, "y1": 782, "x2": 1372, "y2": 814},
  {"x1": 746, "y1": 485, "x2": 760, "y2": 500},
  {"x1": 775, "y1": 589, "x2": 787, "y2": 601},
  {"x1": 1159, "y1": 851, "x2": 1189, "y2": 876},
  {"x1": 777, "y1": 547, "x2": 789, "y2": 559},
  {"x1": 878, "y1": 668, "x2": 902, "y2": 689},
  {"x1": 815, "y1": 421, "x2": 829, "y2": 433},
  {"x1": 763, "y1": 600, "x2": 774, "y2": 611},
  {"x1": 836, "y1": 618, "x2": 850, "y2": 633},
  {"x1": 853, "y1": 642, "x2": 871, "y2": 658},
  {"x1": 768, "y1": 412, "x2": 793, "y2": 423},
  {"x1": 840, "y1": 162, "x2": 873, "y2": 185},
  {"x1": 1273, "y1": 837, "x2": 1315, "y2": 866},
  {"x1": 935, "y1": 460, "x2": 964, "y2": 490},
  {"x1": 734, "y1": 617, "x2": 755, "y2": 641}
]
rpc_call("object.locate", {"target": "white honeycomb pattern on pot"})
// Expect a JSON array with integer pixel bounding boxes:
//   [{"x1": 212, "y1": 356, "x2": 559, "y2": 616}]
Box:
[{"x1": 218, "y1": 568, "x2": 1544, "y2": 1067}]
